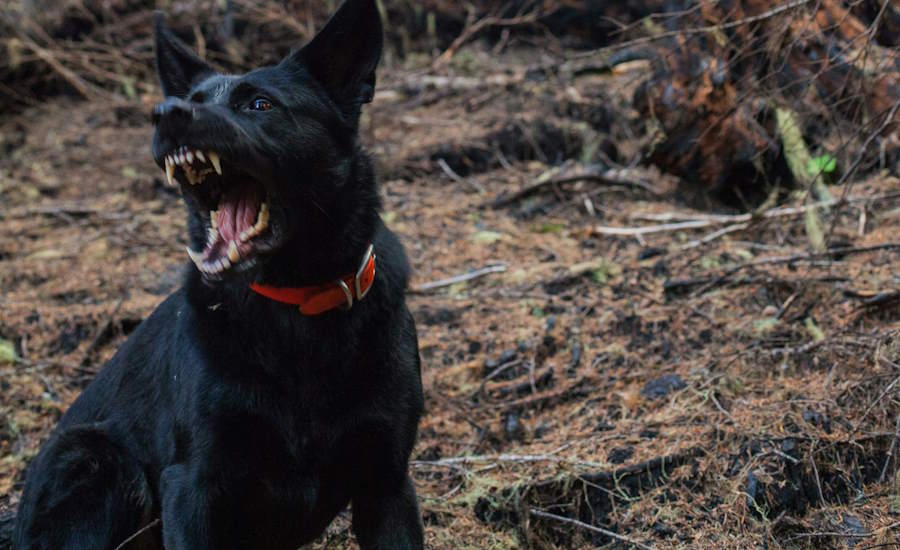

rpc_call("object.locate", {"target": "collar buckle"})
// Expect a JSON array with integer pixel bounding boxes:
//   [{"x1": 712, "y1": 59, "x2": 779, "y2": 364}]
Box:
[
  {"x1": 354, "y1": 244, "x2": 376, "y2": 301},
  {"x1": 335, "y1": 280, "x2": 354, "y2": 311}
]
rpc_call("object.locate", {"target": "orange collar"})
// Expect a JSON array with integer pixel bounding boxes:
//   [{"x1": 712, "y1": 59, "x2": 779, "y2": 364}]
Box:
[{"x1": 250, "y1": 244, "x2": 376, "y2": 316}]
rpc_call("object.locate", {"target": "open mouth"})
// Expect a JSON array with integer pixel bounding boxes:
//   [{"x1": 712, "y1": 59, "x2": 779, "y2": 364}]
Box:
[{"x1": 162, "y1": 146, "x2": 271, "y2": 277}]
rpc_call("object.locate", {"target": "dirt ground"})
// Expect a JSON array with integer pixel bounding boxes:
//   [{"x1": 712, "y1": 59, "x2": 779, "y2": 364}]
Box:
[{"x1": 2, "y1": 42, "x2": 900, "y2": 549}]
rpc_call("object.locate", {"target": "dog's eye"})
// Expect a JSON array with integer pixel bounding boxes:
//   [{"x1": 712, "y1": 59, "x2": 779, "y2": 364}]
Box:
[{"x1": 249, "y1": 97, "x2": 273, "y2": 111}]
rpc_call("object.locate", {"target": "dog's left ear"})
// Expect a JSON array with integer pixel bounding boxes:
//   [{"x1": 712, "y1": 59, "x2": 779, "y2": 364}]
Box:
[
  {"x1": 286, "y1": 0, "x2": 383, "y2": 120},
  {"x1": 154, "y1": 12, "x2": 214, "y2": 98}
]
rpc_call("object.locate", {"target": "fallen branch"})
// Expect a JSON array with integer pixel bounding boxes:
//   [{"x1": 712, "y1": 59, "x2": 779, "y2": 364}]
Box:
[
  {"x1": 437, "y1": 157, "x2": 485, "y2": 193},
  {"x1": 432, "y1": 8, "x2": 551, "y2": 69},
  {"x1": 606, "y1": 192, "x2": 900, "y2": 237},
  {"x1": 410, "y1": 264, "x2": 506, "y2": 293},
  {"x1": 689, "y1": 243, "x2": 900, "y2": 296},
  {"x1": 529, "y1": 508, "x2": 656, "y2": 550},
  {"x1": 490, "y1": 166, "x2": 659, "y2": 209}
]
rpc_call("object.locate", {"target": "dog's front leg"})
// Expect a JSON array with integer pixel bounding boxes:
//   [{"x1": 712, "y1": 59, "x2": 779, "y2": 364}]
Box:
[
  {"x1": 160, "y1": 464, "x2": 215, "y2": 550},
  {"x1": 351, "y1": 474, "x2": 424, "y2": 550}
]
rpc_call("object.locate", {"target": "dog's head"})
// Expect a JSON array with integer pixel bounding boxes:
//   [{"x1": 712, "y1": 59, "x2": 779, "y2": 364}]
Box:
[{"x1": 151, "y1": 0, "x2": 382, "y2": 283}]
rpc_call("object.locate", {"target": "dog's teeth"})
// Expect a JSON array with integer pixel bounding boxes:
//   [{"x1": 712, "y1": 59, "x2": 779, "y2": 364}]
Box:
[
  {"x1": 254, "y1": 202, "x2": 269, "y2": 233},
  {"x1": 195, "y1": 150, "x2": 205, "y2": 163},
  {"x1": 207, "y1": 227, "x2": 217, "y2": 246},
  {"x1": 227, "y1": 241, "x2": 239, "y2": 262},
  {"x1": 165, "y1": 158, "x2": 175, "y2": 186},
  {"x1": 210, "y1": 210, "x2": 218, "y2": 229},
  {"x1": 239, "y1": 230, "x2": 249, "y2": 243},
  {"x1": 186, "y1": 247, "x2": 203, "y2": 268},
  {"x1": 186, "y1": 151, "x2": 194, "y2": 164},
  {"x1": 208, "y1": 151, "x2": 222, "y2": 175}
]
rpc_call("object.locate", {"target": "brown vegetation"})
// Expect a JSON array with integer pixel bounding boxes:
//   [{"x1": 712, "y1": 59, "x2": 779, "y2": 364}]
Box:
[{"x1": 2, "y1": 1, "x2": 900, "y2": 548}]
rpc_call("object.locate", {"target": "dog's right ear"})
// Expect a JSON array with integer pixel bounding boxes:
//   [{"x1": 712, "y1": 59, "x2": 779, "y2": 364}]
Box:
[
  {"x1": 284, "y1": 0, "x2": 383, "y2": 122},
  {"x1": 154, "y1": 12, "x2": 214, "y2": 98}
]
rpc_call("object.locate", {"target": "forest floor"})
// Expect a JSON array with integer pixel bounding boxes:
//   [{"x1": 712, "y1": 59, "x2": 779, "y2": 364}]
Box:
[{"x1": 2, "y1": 44, "x2": 900, "y2": 549}]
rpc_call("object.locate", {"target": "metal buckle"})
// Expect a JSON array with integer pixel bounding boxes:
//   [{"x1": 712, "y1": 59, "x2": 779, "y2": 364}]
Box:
[
  {"x1": 354, "y1": 244, "x2": 375, "y2": 301},
  {"x1": 336, "y1": 280, "x2": 353, "y2": 311}
]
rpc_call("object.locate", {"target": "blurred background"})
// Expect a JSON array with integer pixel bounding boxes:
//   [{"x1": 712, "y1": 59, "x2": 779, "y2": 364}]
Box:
[{"x1": 2, "y1": 1, "x2": 900, "y2": 548}]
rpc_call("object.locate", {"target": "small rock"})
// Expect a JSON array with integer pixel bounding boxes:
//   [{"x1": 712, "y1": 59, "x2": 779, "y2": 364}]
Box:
[
  {"x1": 802, "y1": 409, "x2": 831, "y2": 432},
  {"x1": 745, "y1": 471, "x2": 764, "y2": 515},
  {"x1": 607, "y1": 446, "x2": 633, "y2": 464},
  {"x1": 544, "y1": 315, "x2": 556, "y2": 331},
  {"x1": 533, "y1": 422, "x2": 551, "y2": 439},
  {"x1": 498, "y1": 349, "x2": 517, "y2": 364},
  {"x1": 780, "y1": 437, "x2": 797, "y2": 458},
  {"x1": 651, "y1": 520, "x2": 675, "y2": 538},
  {"x1": 841, "y1": 514, "x2": 867, "y2": 544},
  {"x1": 641, "y1": 374, "x2": 686, "y2": 399},
  {"x1": 638, "y1": 247, "x2": 665, "y2": 260},
  {"x1": 568, "y1": 343, "x2": 582, "y2": 373},
  {"x1": 504, "y1": 412, "x2": 525, "y2": 441}
]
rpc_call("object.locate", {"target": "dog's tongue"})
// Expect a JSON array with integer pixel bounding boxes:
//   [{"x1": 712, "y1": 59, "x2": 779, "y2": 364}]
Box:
[
  {"x1": 204, "y1": 186, "x2": 263, "y2": 260},
  {"x1": 219, "y1": 186, "x2": 261, "y2": 243}
]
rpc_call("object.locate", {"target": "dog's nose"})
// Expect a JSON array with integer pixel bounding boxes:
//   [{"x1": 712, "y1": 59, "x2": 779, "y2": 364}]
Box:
[{"x1": 152, "y1": 98, "x2": 194, "y2": 134}]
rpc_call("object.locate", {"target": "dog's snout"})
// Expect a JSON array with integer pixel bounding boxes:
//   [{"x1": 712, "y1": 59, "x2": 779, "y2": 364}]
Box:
[{"x1": 152, "y1": 98, "x2": 194, "y2": 133}]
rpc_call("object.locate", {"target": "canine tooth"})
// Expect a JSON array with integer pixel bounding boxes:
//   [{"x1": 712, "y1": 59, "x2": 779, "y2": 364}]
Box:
[
  {"x1": 195, "y1": 150, "x2": 205, "y2": 163},
  {"x1": 210, "y1": 210, "x2": 218, "y2": 229},
  {"x1": 227, "y1": 241, "x2": 239, "y2": 262},
  {"x1": 254, "y1": 203, "x2": 269, "y2": 232},
  {"x1": 165, "y1": 158, "x2": 175, "y2": 186},
  {"x1": 186, "y1": 247, "x2": 203, "y2": 267},
  {"x1": 208, "y1": 152, "x2": 222, "y2": 175}
]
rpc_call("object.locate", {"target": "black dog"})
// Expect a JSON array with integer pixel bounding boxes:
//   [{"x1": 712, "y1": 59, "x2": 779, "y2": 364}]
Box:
[{"x1": 13, "y1": 0, "x2": 424, "y2": 548}]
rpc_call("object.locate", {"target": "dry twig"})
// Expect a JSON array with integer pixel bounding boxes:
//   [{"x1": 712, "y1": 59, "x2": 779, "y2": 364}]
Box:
[{"x1": 529, "y1": 508, "x2": 656, "y2": 550}]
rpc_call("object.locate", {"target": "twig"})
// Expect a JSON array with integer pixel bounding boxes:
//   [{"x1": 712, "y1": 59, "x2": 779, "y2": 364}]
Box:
[
  {"x1": 412, "y1": 445, "x2": 606, "y2": 470},
  {"x1": 691, "y1": 243, "x2": 900, "y2": 297},
  {"x1": 113, "y1": 518, "x2": 161, "y2": 550},
  {"x1": 878, "y1": 410, "x2": 900, "y2": 483},
  {"x1": 410, "y1": 264, "x2": 507, "y2": 293},
  {"x1": 680, "y1": 222, "x2": 750, "y2": 250},
  {"x1": 827, "y1": 98, "x2": 900, "y2": 239},
  {"x1": 15, "y1": 32, "x2": 108, "y2": 100},
  {"x1": 436, "y1": 158, "x2": 485, "y2": 194},
  {"x1": 851, "y1": 373, "x2": 900, "y2": 435},
  {"x1": 569, "y1": 0, "x2": 815, "y2": 61},
  {"x1": 529, "y1": 508, "x2": 656, "y2": 550},
  {"x1": 607, "y1": 192, "x2": 900, "y2": 237},
  {"x1": 432, "y1": 8, "x2": 550, "y2": 69},
  {"x1": 593, "y1": 219, "x2": 712, "y2": 236},
  {"x1": 491, "y1": 166, "x2": 659, "y2": 209},
  {"x1": 809, "y1": 440, "x2": 826, "y2": 507}
]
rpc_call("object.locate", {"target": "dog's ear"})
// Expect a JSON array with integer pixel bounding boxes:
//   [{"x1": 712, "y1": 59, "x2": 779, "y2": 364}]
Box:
[
  {"x1": 154, "y1": 12, "x2": 214, "y2": 98},
  {"x1": 287, "y1": 0, "x2": 383, "y2": 119}
]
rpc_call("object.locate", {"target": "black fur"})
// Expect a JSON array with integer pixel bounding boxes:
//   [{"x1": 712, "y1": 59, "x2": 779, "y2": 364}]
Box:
[{"x1": 13, "y1": 1, "x2": 424, "y2": 548}]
